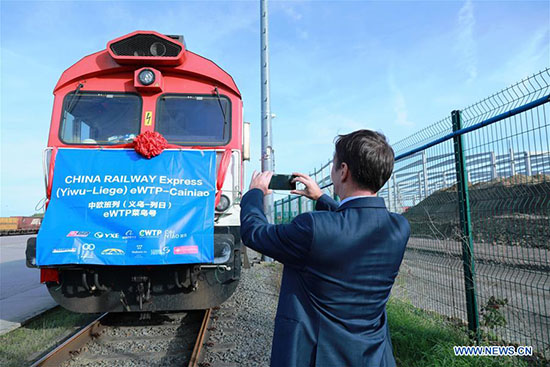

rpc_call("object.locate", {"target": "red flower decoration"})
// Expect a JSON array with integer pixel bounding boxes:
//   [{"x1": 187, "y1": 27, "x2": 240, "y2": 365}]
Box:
[{"x1": 133, "y1": 131, "x2": 168, "y2": 159}]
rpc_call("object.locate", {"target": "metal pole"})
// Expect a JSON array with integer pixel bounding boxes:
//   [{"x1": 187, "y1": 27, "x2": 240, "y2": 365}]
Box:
[
  {"x1": 261, "y1": 0, "x2": 273, "y2": 261},
  {"x1": 509, "y1": 147, "x2": 516, "y2": 177},
  {"x1": 451, "y1": 110, "x2": 480, "y2": 342},
  {"x1": 490, "y1": 152, "x2": 497, "y2": 180},
  {"x1": 313, "y1": 167, "x2": 319, "y2": 207},
  {"x1": 288, "y1": 197, "x2": 292, "y2": 221}
]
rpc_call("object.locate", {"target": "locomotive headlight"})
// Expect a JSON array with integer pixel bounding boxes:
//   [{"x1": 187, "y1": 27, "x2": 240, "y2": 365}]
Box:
[
  {"x1": 138, "y1": 69, "x2": 155, "y2": 86},
  {"x1": 150, "y1": 42, "x2": 167, "y2": 57},
  {"x1": 216, "y1": 194, "x2": 231, "y2": 212}
]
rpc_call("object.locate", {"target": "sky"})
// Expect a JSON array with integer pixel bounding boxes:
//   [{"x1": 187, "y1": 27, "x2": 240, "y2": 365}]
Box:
[{"x1": 1, "y1": 0, "x2": 549, "y2": 216}]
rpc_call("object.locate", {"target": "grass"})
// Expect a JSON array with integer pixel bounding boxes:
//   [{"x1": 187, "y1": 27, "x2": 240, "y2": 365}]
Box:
[
  {"x1": 0, "y1": 306, "x2": 98, "y2": 367},
  {"x1": 387, "y1": 298, "x2": 542, "y2": 367}
]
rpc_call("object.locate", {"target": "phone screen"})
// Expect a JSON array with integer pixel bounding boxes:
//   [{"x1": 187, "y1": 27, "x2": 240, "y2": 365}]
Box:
[{"x1": 268, "y1": 174, "x2": 297, "y2": 190}]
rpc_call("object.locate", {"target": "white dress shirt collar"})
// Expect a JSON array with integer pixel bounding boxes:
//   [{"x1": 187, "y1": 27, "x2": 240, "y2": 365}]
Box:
[{"x1": 338, "y1": 195, "x2": 372, "y2": 207}]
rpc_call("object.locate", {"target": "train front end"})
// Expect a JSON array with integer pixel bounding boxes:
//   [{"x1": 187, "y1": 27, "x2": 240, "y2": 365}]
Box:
[{"x1": 26, "y1": 31, "x2": 249, "y2": 312}]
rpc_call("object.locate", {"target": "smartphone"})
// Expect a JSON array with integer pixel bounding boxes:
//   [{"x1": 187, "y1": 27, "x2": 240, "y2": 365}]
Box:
[{"x1": 269, "y1": 174, "x2": 297, "y2": 190}]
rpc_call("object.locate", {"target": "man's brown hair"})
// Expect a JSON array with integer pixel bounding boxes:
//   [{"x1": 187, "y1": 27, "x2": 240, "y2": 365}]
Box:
[{"x1": 334, "y1": 129, "x2": 394, "y2": 192}]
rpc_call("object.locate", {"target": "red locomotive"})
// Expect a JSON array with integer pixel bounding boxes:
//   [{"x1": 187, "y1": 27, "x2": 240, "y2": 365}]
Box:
[{"x1": 26, "y1": 31, "x2": 250, "y2": 312}]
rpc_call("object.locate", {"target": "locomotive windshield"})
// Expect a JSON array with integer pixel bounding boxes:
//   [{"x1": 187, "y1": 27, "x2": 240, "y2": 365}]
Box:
[
  {"x1": 156, "y1": 94, "x2": 231, "y2": 146},
  {"x1": 60, "y1": 92, "x2": 141, "y2": 144}
]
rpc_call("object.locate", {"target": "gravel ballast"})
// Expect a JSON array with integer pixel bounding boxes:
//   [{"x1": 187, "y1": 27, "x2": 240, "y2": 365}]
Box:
[
  {"x1": 61, "y1": 311, "x2": 203, "y2": 367},
  {"x1": 202, "y1": 251, "x2": 282, "y2": 367}
]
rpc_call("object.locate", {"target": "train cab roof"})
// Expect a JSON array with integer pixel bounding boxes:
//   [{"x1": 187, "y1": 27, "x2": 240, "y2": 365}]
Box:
[{"x1": 54, "y1": 31, "x2": 241, "y2": 98}]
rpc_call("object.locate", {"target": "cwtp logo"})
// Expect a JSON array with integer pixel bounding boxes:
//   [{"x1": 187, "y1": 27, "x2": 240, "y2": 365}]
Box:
[
  {"x1": 66, "y1": 231, "x2": 90, "y2": 238},
  {"x1": 139, "y1": 229, "x2": 162, "y2": 237},
  {"x1": 173, "y1": 245, "x2": 199, "y2": 255},
  {"x1": 82, "y1": 243, "x2": 96, "y2": 251},
  {"x1": 101, "y1": 248, "x2": 125, "y2": 255}
]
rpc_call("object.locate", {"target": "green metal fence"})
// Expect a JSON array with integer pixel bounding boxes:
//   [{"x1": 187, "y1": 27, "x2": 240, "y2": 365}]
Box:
[{"x1": 274, "y1": 68, "x2": 550, "y2": 362}]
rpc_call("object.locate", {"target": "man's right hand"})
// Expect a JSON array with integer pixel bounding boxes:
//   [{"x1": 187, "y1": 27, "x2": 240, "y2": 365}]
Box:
[{"x1": 291, "y1": 172, "x2": 323, "y2": 201}]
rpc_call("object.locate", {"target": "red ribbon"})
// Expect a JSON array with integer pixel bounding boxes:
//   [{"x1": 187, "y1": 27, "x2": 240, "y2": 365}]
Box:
[
  {"x1": 134, "y1": 131, "x2": 168, "y2": 159},
  {"x1": 45, "y1": 147, "x2": 58, "y2": 210},
  {"x1": 215, "y1": 149, "x2": 232, "y2": 207}
]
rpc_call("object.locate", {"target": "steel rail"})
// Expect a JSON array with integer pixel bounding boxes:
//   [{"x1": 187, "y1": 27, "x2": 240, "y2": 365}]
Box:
[
  {"x1": 188, "y1": 308, "x2": 212, "y2": 367},
  {"x1": 29, "y1": 312, "x2": 109, "y2": 367}
]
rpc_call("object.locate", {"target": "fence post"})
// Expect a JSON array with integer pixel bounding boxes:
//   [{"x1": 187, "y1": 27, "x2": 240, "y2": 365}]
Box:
[
  {"x1": 298, "y1": 196, "x2": 302, "y2": 215},
  {"x1": 274, "y1": 201, "x2": 278, "y2": 224},
  {"x1": 288, "y1": 197, "x2": 292, "y2": 222},
  {"x1": 285, "y1": 197, "x2": 292, "y2": 223},
  {"x1": 451, "y1": 110, "x2": 480, "y2": 342}
]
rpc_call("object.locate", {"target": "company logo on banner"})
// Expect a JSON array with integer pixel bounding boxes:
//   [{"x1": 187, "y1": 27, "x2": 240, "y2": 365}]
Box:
[{"x1": 37, "y1": 149, "x2": 216, "y2": 266}]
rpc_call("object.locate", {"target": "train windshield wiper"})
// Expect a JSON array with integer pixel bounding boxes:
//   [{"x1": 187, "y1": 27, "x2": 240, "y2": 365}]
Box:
[
  {"x1": 213, "y1": 87, "x2": 227, "y2": 139},
  {"x1": 65, "y1": 83, "x2": 84, "y2": 116}
]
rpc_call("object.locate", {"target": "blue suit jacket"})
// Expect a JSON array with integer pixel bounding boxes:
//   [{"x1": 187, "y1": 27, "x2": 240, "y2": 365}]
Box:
[{"x1": 240, "y1": 189, "x2": 410, "y2": 367}]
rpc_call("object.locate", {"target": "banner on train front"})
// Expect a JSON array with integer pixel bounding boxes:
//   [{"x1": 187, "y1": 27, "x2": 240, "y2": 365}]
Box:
[{"x1": 37, "y1": 149, "x2": 216, "y2": 266}]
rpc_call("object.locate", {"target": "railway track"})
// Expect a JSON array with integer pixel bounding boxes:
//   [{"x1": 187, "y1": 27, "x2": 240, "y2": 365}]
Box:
[{"x1": 30, "y1": 309, "x2": 212, "y2": 367}]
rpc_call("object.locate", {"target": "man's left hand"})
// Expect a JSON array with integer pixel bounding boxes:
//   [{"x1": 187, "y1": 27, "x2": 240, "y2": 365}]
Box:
[{"x1": 249, "y1": 170, "x2": 273, "y2": 195}]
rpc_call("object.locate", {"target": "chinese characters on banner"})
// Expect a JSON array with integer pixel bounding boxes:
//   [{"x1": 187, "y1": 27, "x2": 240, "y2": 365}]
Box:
[{"x1": 37, "y1": 149, "x2": 216, "y2": 265}]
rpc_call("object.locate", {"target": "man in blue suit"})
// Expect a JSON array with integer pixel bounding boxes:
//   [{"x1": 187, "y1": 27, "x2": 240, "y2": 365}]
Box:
[{"x1": 240, "y1": 130, "x2": 410, "y2": 367}]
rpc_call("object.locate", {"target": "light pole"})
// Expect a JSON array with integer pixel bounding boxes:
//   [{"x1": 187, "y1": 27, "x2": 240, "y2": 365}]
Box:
[{"x1": 260, "y1": 0, "x2": 274, "y2": 261}]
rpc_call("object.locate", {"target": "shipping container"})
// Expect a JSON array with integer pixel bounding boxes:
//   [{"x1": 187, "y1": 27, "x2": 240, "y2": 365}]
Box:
[
  {"x1": 0, "y1": 217, "x2": 19, "y2": 224},
  {"x1": 0, "y1": 223, "x2": 19, "y2": 230},
  {"x1": 0, "y1": 216, "x2": 41, "y2": 235}
]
